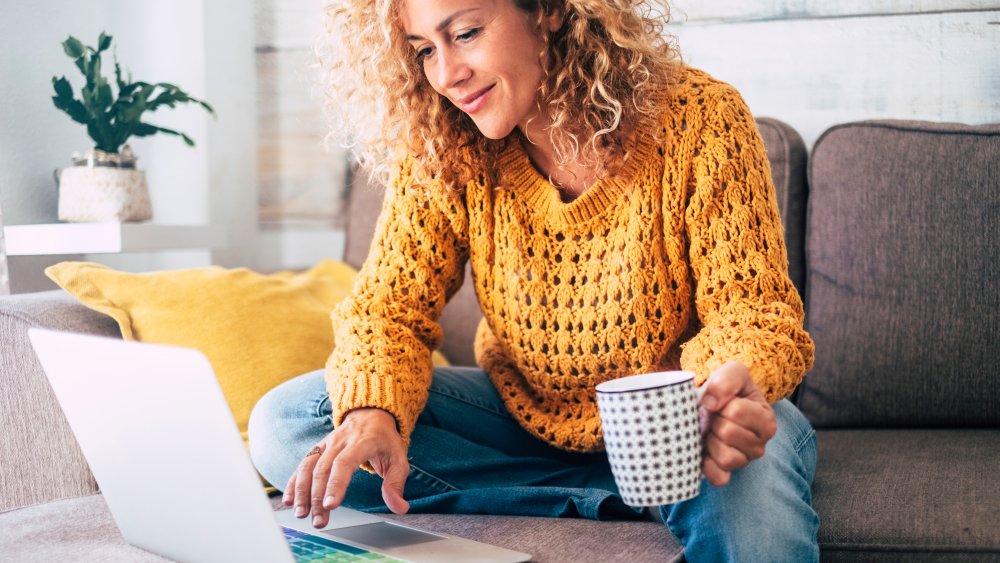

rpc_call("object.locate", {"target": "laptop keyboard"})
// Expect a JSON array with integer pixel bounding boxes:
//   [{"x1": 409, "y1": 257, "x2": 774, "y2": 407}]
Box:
[{"x1": 283, "y1": 527, "x2": 404, "y2": 562}]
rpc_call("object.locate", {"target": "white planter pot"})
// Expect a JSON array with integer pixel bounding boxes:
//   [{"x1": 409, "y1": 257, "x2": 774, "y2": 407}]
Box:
[{"x1": 57, "y1": 166, "x2": 153, "y2": 223}]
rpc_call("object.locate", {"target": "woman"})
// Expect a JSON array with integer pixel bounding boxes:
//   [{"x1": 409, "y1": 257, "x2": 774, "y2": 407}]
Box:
[{"x1": 249, "y1": 0, "x2": 820, "y2": 560}]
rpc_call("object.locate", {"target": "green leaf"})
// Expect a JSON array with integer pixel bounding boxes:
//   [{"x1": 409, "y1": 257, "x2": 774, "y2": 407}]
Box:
[
  {"x1": 52, "y1": 76, "x2": 73, "y2": 99},
  {"x1": 86, "y1": 121, "x2": 118, "y2": 152},
  {"x1": 96, "y1": 81, "x2": 113, "y2": 110},
  {"x1": 119, "y1": 97, "x2": 147, "y2": 125},
  {"x1": 63, "y1": 36, "x2": 84, "y2": 58},
  {"x1": 90, "y1": 55, "x2": 102, "y2": 87},
  {"x1": 51, "y1": 76, "x2": 89, "y2": 125},
  {"x1": 131, "y1": 123, "x2": 159, "y2": 137},
  {"x1": 114, "y1": 60, "x2": 126, "y2": 91},
  {"x1": 98, "y1": 32, "x2": 112, "y2": 52},
  {"x1": 136, "y1": 122, "x2": 198, "y2": 147}
]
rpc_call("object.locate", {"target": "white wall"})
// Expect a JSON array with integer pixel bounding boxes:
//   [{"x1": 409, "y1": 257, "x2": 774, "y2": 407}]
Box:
[
  {"x1": 4, "y1": 1, "x2": 996, "y2": 291},
  {"x1": 0, "y1": 0, "x2": 256, "y2": 291},
  {"x1": 1, "y1": 2, "x2": 111, "y2": 291},
  {"x1": 668, "y1": 1, "x2": 1000, "y2": 147}
]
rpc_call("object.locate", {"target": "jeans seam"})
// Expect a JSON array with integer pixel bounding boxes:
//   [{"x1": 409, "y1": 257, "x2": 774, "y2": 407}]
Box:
[
  {"x1": 409, "y1": 461, "x2": 459, "y2": 493},
  {"x1": 314, "y1": 394, "x2": 331, "y2": 420},
  {"x1": 427, "y1": 386, "x2": 510, "y2": 418},
  {"x1": 793, "y1": 427, "x2": 816, "y2": 455}
]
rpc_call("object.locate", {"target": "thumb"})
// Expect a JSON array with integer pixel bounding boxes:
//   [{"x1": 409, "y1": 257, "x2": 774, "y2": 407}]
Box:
[
  {"x1": 700, "y1": 361, "x2": 753, "y2": 412},
  {"x1": 381, "y1": 460, "x2": 410, "y2": 515}
]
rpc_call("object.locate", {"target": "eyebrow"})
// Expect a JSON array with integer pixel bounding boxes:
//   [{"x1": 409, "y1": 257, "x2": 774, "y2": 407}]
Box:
[{"x1": 405, "y1": 8, "x2": 480, "y2": 41}]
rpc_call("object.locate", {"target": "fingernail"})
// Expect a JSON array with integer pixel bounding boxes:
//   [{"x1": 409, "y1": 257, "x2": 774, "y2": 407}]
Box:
[
  {"x1": 703, "y1": 395, "x2": 717, "y2": 410},
  {"x1": 295, "y1": 506, "x2": 307, "y2": 518},
  {"x1": 323, "y1": 495, "x2": 336, "y2": 508},
  {"x1": 313, "y1": 515, "x2": 323, "y2": 527}
]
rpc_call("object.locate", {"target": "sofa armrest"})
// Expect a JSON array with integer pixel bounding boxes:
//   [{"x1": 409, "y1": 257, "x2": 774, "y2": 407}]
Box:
[{"x1": 0, "y1": 290, "x2": 121, "y2": 513}]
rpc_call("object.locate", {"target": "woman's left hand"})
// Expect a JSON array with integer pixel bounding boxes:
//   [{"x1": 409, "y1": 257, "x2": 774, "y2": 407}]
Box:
[{"x1": 698, "y1": 361, "x2": 777, "y2": 487}]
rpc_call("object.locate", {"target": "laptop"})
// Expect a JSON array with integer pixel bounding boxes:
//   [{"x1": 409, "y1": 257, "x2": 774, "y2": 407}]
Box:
[{"x1": 29, "y1": 328, "x2": 531, "y2": 563}]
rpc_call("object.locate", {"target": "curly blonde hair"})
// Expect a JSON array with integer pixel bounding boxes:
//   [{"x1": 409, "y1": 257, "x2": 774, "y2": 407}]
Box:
[{"x1": 318, "y1": 0, "x2": 680, "y2": 191}]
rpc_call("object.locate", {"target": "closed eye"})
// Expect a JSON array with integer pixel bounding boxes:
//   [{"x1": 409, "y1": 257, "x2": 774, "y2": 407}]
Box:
[
  {"x1": 455, "y1": 28, "x2": 480, "y2": 42},
  {"x1": 415, "y1": 45, "x2": 434, "y2": 60}
]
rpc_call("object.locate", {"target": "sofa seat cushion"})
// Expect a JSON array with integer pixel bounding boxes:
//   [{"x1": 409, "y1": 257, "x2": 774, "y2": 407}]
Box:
[
  {"x1": 0, "y1": 494, "x2": 681, "y2": 562},
  {"x1": 813, "y1": 429, "x2": 1000, "y2": 561}
]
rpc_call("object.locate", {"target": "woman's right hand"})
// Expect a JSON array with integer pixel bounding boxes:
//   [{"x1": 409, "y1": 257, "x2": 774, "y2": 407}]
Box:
[{"x1": 284, "y1": 407, "x2": 410, "y2": 528}]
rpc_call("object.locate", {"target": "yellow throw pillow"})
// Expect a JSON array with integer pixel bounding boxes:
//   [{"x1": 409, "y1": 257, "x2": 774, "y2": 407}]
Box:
[{"x1": 45, "y1": 260, "x2": 449, "y2": 446}]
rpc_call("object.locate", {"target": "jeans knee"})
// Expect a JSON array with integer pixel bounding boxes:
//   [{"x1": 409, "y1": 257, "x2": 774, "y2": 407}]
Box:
[
  {"x1": 664, "y1": 401, "x2": 820, "y2": 562},
  {"x1": 247, "y1": 369, "x2": 330, "y2": 490}
]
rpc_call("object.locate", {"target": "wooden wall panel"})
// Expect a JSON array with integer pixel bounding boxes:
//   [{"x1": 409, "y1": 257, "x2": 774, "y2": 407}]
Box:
[
  {"x1": 670, "y1": 9, "x2": 1000, "y2": 147},
  {"x1": 670, "y1": 0, "x2": 1000, "y2": 24},
  {"x1": 256, "y1": 0, "x2": 346, "y2": 231}
]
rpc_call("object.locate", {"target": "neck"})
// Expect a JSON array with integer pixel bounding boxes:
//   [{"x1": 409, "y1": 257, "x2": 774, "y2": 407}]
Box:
[{"x1": 518, "y1": 129, "x2": 597, "y2": 201}]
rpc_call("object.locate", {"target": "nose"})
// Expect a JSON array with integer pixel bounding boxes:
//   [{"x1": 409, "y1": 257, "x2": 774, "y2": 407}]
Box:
[{"x1": 436, "y1": 47, "x2": 471, "y2": 90}]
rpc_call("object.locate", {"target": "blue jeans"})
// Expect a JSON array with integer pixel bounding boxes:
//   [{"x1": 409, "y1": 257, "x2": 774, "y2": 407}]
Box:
[{"x1": 249, "y1": 367, "x2": 819, "y2": 562}]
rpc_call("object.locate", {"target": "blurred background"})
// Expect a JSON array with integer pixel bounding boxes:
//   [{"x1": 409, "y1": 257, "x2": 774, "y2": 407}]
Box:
[{"x1": 1, "y1": 0, "x2": 998, "y2": 292}]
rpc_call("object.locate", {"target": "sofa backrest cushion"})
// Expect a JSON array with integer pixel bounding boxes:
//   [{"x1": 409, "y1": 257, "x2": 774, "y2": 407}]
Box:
[
  {"x1": 0, "y1": 291, "x2": 119, "y2": 512},
  {"x1": 343, "y1": 117, "x2": 809, "y2": 367},
  {"x1": 757, "y1": 118, "x2": 809, "y2": 296},
  {"x1": 796, "y1": 120, "x2": 1000, "y2": 427},
  {"x1": 344, "y1": 167, "x2": 484, "y2": 366}
]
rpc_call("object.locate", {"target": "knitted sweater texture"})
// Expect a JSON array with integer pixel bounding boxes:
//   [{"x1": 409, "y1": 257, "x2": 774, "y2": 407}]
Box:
[{"x1": 326, "y1": 67, "x2": 814, "y2": 452}]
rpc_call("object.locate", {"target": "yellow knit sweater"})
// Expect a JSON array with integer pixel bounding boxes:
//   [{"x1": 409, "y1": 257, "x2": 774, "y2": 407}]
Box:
[{"x1": 326, "y1": 67, "x2": 814, "y2": 453}]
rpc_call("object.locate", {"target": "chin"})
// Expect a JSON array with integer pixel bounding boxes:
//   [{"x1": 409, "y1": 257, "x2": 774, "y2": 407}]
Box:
[{"x1": 471, "y1": 118, "x2": 516, "y2": 140}]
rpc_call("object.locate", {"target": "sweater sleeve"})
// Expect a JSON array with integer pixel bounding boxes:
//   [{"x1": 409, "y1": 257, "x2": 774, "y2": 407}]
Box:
[
  {"x1": 325, "y1": 161, "x2": 469, "y2": 445},
  {"x1": 679, "y1": 86, "x2": 814, "y2": 402}
]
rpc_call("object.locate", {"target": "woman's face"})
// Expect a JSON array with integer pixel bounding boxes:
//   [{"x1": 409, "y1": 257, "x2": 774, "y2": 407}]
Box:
[{"x1": 401, "y1": 0, "x2": 561, "y2": 140}]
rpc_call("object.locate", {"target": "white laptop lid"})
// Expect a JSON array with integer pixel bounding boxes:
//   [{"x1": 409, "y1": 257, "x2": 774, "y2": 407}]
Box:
[
  {"x1": 29, "y1": 329, "x2": 532, "y2": 563},
  {"x1": 29, "y1": 329, "x2": 294, "y2": 563}
]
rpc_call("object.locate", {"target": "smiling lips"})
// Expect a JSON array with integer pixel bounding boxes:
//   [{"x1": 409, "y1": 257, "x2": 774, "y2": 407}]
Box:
[{"x1": 457, "y1": 84, "x2": 495, "y2": 113}]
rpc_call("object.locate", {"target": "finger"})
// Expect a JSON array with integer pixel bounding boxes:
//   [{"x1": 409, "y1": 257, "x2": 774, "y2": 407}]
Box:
[
  {"x1": 293, "y1": 445, "x2": 325, "y2": 518},
  {"x1": 702, "y1": 456, "x2": 731, "y2": 487},
  {"x1": 283, "y1": 473, "x2": 297, "y2": 506},
  {"x1": 706, "y1": 430, "x2": 750, "y2": 472},
  {"x1": 718, "y1": 397, "x2": 777, "y2": 442},
  {"x1": 321, "y1": 447, "x2": 365, "y2": 515},
  {"x1": 700, "y1": 361, "x2": 757, "y2": 413},
  {"x1": 380, "y1": 457, "x2": 411, "y2": 515},
  {"x1": 710, "y1": 414, "x2": 767, "y2": 461},
  {"x1": 310, "y1": 444, "x2": 343, "y2": 528}
]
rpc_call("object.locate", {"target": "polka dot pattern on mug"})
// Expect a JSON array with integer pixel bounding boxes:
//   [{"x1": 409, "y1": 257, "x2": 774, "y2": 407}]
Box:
[{"x1": 597, "y1": 380, "x2": 702, "y2": 507}]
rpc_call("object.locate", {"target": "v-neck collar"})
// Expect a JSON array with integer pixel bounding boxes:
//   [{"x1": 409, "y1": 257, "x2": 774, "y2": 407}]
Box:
[{"x1": 497, "y1": 132, "x2": 660, "y2": 226}]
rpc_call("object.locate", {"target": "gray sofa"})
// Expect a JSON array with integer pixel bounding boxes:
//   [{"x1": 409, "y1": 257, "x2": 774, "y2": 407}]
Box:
[{"x1": 1, "y1": 118, "x2": 997, "y2": 562}]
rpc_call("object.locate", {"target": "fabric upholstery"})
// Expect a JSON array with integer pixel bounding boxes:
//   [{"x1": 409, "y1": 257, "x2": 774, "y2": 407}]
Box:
[
  {"x1": 0, "y1": 494, "x2": 682, "y2": 562},
  {"x1": 757, "y1": 117, "x2": 809, "y2": 296},
  {"x1": 813, "y1": 429, "x2": 1000, "y2": 561},
  {"x1": 797, "y1": 120, "x2": 1000, "y2": 427},
  {"x1": 0, "y1": 290, "x2": 117, "y2": 513}
]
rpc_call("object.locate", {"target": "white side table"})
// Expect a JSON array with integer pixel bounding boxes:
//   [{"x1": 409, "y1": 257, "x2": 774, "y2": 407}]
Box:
[
  {"x1": 3, "y1": 223, "x2": 226, "y2": 256},
  {"x1": 0, "y1": 200, "x2": 9, "y2": 296},
  {"x1": 0, "y1": 223, "x2": 226, "y2": 294}
]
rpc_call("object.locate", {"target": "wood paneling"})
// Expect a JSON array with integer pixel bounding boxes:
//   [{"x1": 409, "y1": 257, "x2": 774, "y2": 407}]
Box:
[
  {"x1": 669, "y1": 0, "x2": 1000, "y2": 24},
  {"x1": 671, "y1": 9, "x2": 1000, "y2": 147},
  {"x1": 256, "y1": 0, "x2": 347, "y2": 230}
]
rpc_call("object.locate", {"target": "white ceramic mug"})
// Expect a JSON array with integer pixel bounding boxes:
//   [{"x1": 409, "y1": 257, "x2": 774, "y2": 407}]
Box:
[{"x1": 596, "y1": 371, "x2": 702, "y2": 507}]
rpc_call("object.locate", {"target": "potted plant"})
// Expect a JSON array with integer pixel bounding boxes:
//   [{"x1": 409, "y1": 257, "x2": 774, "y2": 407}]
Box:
[{"x1": 51, "y1": 32, "x2": 214, "y2": 222}]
